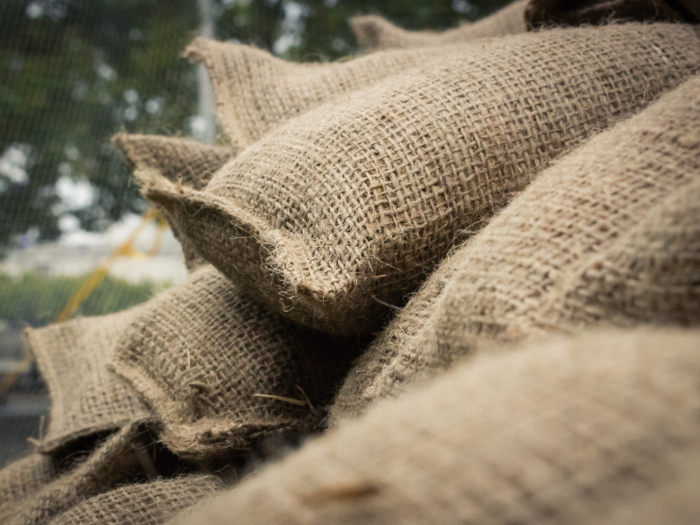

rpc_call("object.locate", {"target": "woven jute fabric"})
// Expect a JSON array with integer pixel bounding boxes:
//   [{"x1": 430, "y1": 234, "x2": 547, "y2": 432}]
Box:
[
  {"x1": 26, "y1": 309, "x2": 151, "y2": 453},
  {"x1": 47, "y1": 475, "x2": 222, "y2": 525},
  {"x1": 168, "y1": 328, "x2": 700, "y2": 525},
  {"x1": 351, "y1": 0, "x2": 527, "y2": 52},
  {"x1": 525, "y1": 0, "x2": 695, "y2": 29},
  {"x1": 112, "y1": 133, "x2": 235, "y2": 271},
  {"x1": 330, "y1": 75, "x2": 700, "y2": 423},
  {"x1": 184, "y1": 38, "x2": 465, "y2": 148},
  {"x1": 143, "y1": 23, "x2": 700, "y2": 337},
  {"x1": 8, "y1": 420, "x2": 156, "y2": 525},
  {"x1": 0, "y1": 454, "x2": 59, "y2": 522},
  {"x1": 112, "y1": 265, "x2": 358, "y2": 461},
  {"x1": 435, "y1": 75, "x2": 700, "y2": 354}
]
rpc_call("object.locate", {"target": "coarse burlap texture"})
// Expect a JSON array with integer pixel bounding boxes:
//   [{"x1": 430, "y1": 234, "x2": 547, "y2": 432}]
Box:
[
  {"x1": 330, "y1": 75, "x2": 700, "y2": 423},
  {"x1": 168, "y1": 328, "x2": 700, "y2": 525},
  {"x1": 143, "y1": 23, "x2": 700, "y2": 336},
  {"x1": 7, "y1": 420, "x2": 156, "y2": 525},
  {"x1": 112, "y1": 265, "x2": 357, "y2": 461},
  {"x1": 186, "y1": 38, "x2": 458, "y2": 148},
  {"x1": 112, "y1": 133, "x2": 235, "y2": 271},
  {"x1": 47, "y1": 475, "x2": 223, "y2": 525},
  {"x1": 26, "y1": 308, "x2": 151, "y2": 452},
  {"x1": 525, "y1": 0, "x2": 697, "y2": 29},
  {"x1": 351, "y1": 0, "x2": 527, "y2": 52},
  {"x1": 0, "y1": 454, "x2": 59, "y2": 522}
]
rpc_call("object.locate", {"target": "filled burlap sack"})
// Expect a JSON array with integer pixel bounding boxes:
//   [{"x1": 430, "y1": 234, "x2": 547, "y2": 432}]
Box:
[
  {"x1": 435, "y1": 76, "x2": 700, "y2": 354},
  {"x1": 351, "y1": 0, "x2": 527, "y2": 52},
  {"x1": 330, "y1": 74, "x2": 700, "y2": 423},
  {"x1": 112, "y1": 133, "x2": 235, "y2": 271},
  {"x1": 525, "y1": 0, "x2": 697, "y2": 29},
  {"x1": 168, "y1": 328, "x2": 700, "y2": 525},
  {"x1": 185, "y1": 38, "x2": 460, "y2": 148},
  {"x1": 25, "y1": 308, "x2": 151, "y2": 452},
  {"x1": 0, "y1": 454, "x2": 60, "y2": 522},
  {"x1": 47, "y1": 475, "x2": 223, "y2": 525},
  {"x1": 142, "y1": 23, "x2": 700, "y2": 337},
  {"x1": 111, "y1": 265, "x2": 358, "y2": 461},
  {"x1": 8, "y1": 420, "x2": 158, "y2": 525}
]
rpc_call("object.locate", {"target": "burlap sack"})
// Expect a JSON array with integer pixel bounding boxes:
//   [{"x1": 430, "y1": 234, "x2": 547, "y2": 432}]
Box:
[
  {"x1": 0, "y1": 454, "x2": 59, "y2": 522},
  {"x1": 351, "y1": 0, "x2": 527, "y2": 52},
  {"x1": 435, "y1": 76, "x2": 700, "y2": 353},
  {"x1": 112, "y1": 133, "x2": 235, "y2": 271},
  {"x1": 8, "y1": 420, "x2": 158, "y2": 525},
  {"x1": 142, "y1": 23, "x2": 700, "y2": 337},
  {"x1": 525, "y1": 0, "x2": 697, "y2": 29},
  {"x1": 185, "y1": 38, "x2": 460, "y2": 148},
  {"x1": 330, "y1": 74, "x2": 700, "y2": 423},
  {"x1": 111, "y1": 265, "x2": 358, "y2": 461},
  {"x1": 168, "y1": 328, "x2": 700, "y2": 525},
  {"x1": 47, "y1": 475, "x2": 222, "y2": 525},
  {"x1": 26, "y1": 309, "x2": 151, "y2": 452}
]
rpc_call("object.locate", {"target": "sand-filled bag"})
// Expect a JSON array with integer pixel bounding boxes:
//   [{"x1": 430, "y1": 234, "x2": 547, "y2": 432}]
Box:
[
  {"x1": 25, "y1": 309, "x2": 151, "y2": 452},
  {"x1": 112, "y1": 265, "x2": 358, "y2": 461},
  {"x1": 330, "y1": 75, "x2": 700, "y2": 422},
  {"x1": 169, "y1": 328, "x2": 700, "y2": 525},
  {"x1": 525, "y1": 0, "x2": 697, "y2": 29},
  {"x1": 351, "y1": 0, "x2": 527, "y2": 52},
  {"x1": 112, "y1": 133, "x2": 236, "y2": 271},
  {"x1": 47, "y1": 475, "x2": 222, "y2": 525},
  {"x1": 185, "y1": 38, "x2": 467, "y2": 148},
  {"x1": 143, "y1": 23, "x2": 700, "y2": 336},
  {"x1": 7, "y1": 420, "x2": 158, "y2": 525},
  {"x1": 0, "y1": 454, "x2": 60, "y2": 522}
]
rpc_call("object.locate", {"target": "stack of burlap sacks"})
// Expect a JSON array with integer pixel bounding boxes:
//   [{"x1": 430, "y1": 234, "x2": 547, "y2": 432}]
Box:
[{"x1": 2, "y1": 1, "x2": 700, "y2": 523}]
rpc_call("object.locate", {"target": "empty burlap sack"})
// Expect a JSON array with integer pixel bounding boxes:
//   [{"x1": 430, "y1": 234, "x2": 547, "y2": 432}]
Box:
[
  {"x1": 169, "y1": 328, "x2": 700, "y2": 525},
  {"x1": 0, "y1": 454, "x2": 59, "y2": 522},
  {"x1": 351, "y1": 0, "x2": 527, "y2": 52},
  {"x1": 112, "y1": 133, "x2": 235, "y2": 271},
  {"x1": 112, "y1": 265, "x2": 358, "y2": 461},
  {"x1": 26, "y1": 308, "x2": 151, "y2": 452},
  {"x1": 525, "y1": 0, "x2": 697, "y2": 29},
  {"x1": 330, "y1": 74, "x2": 700, "y2": 423},
  {"x1": 47, "y1": 475, "x2": 222, "y2": 525},
  {"x1": 8, "y1": 420, "x2": 158, "y2": 525},
  {"x1": 143, "y1": 23, "x2": 700, "y2": 336}
]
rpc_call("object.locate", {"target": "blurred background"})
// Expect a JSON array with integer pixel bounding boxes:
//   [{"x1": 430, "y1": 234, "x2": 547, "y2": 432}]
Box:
[{"x1": 0, "y1": 0, "x2": 510, "y2": 467}]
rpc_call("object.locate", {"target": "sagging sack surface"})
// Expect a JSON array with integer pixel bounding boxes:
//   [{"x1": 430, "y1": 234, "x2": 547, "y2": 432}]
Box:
[
  {"x1": 142, "y1": 23, "x2": 700, "y2": 336},
  {"x1": 112, "y1": 265, "x2": 358, "y2": 461}
]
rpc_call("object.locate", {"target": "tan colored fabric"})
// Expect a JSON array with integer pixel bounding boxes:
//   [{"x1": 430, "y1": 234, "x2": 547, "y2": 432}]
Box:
[
  {"x1": 330, "y1": 75, "x2": 700, "y2": 423},
  {"x1": 26, "y1": 309, "x2": 151, "y2": 452},
  {"x1": 0, "y1": 454, "x2": 59, "y2": 522},
  {"x1": 143, "y1": 23, "x2": 700, "y2": 337},
  {"x1": 112, "y1": 134, "x2": 235, "y2": 190},
  {"x1": 435, "y1": 76, "x2": 700, "y2": 353},
  {"x1": 186, "y1": 38, "x2": 457, "y2": 148},
  {"x1": 168, "y1": 328, "x2": 700, "y2": 525},
  {"x1": 47, "y1": 475, "x2": 223, "y2": 525},
  {"x1": 525, "y1": 0, "x2": 691, "y2": 29},
  {"x1": 112, "y1": 265, "x2": 357, "y2": 461},
  {"x1": 8, "y1": 421, "x2": 156, "y2": 525},
  {"x1": 352, "y1": 0, "x2": 527, "y2": 52},
  {"x1": 112, "y1": 133, "x2": 235, "y2": 271}
]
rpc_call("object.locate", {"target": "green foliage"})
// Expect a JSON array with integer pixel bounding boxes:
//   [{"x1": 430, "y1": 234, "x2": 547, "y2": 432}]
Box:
[{"x1": 0, "y1": 271, "x2": 160, "y2": 327}]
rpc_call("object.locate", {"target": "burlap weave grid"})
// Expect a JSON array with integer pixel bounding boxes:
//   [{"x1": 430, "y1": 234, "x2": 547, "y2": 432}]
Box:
[{"x1": 143, "y1": 23, "x2": 700, "y2": 336}]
